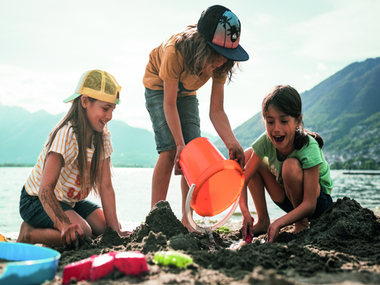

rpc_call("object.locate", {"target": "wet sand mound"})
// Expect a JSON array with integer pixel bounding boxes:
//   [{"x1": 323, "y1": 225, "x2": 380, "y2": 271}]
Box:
[{"x1": 50, "y1": 198, "x2": 380, "y2": 285}]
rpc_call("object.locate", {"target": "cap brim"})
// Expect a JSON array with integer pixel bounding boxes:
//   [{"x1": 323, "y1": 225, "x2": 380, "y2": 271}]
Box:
[
  {"x1": 207, "y1": 42, "x2": 249, "y2": 62},
  {"x1": 63, "y1": 93, "x2": 81, "y2": 103}
]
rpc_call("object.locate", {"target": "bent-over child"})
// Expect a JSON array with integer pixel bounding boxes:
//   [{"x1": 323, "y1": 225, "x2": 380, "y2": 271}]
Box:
[
  {"x1": 239, "y1": 85, "x2": 333, "y2": 243},
  {"x1": 17, "y1": 69, "x2": 130, "y2": 246},
  {"x1": 143, "y1": 5, "x2": 249, "y2": 231}
]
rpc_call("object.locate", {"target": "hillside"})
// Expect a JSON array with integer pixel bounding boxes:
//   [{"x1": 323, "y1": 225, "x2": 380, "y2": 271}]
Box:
[
  {"x1": 302, "y1": 58, "x2": 380, "y2": 146},
  {"x1": 0, "y1": 103, "x2": 159, "y2": 166},
  {"x1": 0, "y1": 103, "x2": 220, "y2": 167},
  {"x1": 0, "y1": 106, "x2": 63, "y2": 164},
  {"x1": 215, "y1": 57, "x2": 380, "y2": 169},
  {"x1": 1, "y1": 58, "x2": 379, "y2": 168}
]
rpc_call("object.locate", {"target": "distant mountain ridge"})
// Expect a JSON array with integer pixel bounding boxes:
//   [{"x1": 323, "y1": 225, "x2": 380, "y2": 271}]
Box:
[
  {"x1": 215, "y1": 57, "x2": 380, "y2": 167},
  {"x1": 1, "y1": 57, "x2": 379, "y2": 168},
  {"x1": 0, "y1": 103, "x2": 219, "y2": 166},
  {"x1": 0, "y1": 104, "x2": 159, "y2": 166}
]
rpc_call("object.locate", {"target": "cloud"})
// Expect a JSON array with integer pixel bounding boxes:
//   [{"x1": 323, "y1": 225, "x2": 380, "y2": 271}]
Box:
[
  {"x1": 1, "y1": 0, "x2": 378, "y2": 133},
  {"x1": 0, "y1": 65, "x2": 74, "y2": 114},
  {"x1": 290, "y1": 0, "x2": 380, "y2": 61},
  {"x1": 317, "y1": 63, "x2": 327, "y2": 71}
]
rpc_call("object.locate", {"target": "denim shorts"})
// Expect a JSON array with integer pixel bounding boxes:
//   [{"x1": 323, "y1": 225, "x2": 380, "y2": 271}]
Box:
[
  {"x1": 273, "y1": 184, "x2": 333, "y2": 221},
  {"x1": 19, "y1": 186, "x2": 100, "y2": 229},
  {"x1": 145, "y1": 87, "x2": 201, "y2": 153}
]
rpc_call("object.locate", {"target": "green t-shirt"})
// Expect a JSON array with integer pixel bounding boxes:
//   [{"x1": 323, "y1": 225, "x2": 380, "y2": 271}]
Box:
[{"x1": 252, "y1": 132, "x2": 333, "y2": 195}]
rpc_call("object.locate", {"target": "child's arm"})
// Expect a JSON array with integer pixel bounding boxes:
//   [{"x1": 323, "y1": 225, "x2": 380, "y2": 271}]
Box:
[
  {"x1": 163, "y1": 81, "x2": 185, "y2": 175},
  {"x1": 239, "y1": 151, "x2": 262, "y2": 239},
  {"x1": 38, "y1": 152, "x2": 84, "y2": 244},
  {"x1": 267, "y1": 164, "x2": 320, "y2": 243},
  {"x1": 99, "y1": 157, "x2": 131, "y2": 236},
  {"x1": 209, "y1": 82, "x2": 245, "y2": 169}
]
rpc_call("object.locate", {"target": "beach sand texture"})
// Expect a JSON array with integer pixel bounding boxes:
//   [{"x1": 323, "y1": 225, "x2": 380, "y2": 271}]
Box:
[{"x1": 23, "y1": 197, "x2": 380, "y2": 284}]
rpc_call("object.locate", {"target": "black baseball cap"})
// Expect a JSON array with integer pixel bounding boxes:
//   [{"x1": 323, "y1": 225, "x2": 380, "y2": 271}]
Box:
[{"x1": 197, "y1": 5, "x2": 249, "y2": 61}]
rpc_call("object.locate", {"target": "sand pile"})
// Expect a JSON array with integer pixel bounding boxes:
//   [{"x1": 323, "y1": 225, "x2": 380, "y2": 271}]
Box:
[{"x1": 48, "y1": 197, "x2": 380, "y2": 285}]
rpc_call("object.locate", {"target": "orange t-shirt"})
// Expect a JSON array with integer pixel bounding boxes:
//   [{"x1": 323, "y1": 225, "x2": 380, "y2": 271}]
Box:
[{"x1": 143, "y1": 33, "x2": 227, "y2": 96}]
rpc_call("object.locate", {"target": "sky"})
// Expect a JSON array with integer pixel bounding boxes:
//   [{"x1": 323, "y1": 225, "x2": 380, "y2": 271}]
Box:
[{"x1": 1, "y1": 0, "x2": 379, "y2": 135}]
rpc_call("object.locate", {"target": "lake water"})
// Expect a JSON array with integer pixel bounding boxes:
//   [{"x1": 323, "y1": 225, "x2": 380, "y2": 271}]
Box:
[{"x1": 1, "y1": 168, "x2": 379, "y2": 239}]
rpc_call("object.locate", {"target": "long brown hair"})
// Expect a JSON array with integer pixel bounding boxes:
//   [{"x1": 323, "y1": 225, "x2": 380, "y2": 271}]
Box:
[
  {"x1": 262, "y1": 85, "x2": 324, "y2": 150},
  {"x1": 45, "y1": 96, "x2": 105, "y2": 196},
  {"x1": 174, "y1": 24, "x2": 238, "y2": 82}
]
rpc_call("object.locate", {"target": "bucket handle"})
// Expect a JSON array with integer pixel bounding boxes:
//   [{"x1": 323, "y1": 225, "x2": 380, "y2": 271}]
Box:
[{"x1": 185, "y1": 184, "x2": 241, "y2": 233}]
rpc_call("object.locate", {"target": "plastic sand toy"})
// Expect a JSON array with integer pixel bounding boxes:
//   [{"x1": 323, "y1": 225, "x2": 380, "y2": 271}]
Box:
[
  {"x1": 153, "y1": 251, "x2": 193, "y2": 268},
  {"x1": 62, "y1": 251, "x2": 148, "y2": 284},
  {"x1": 215, "y1": 226, "x2": 231, "y2": 234},
  {"x1": 245, "y1": 217, "x2": 254, "y2": 243},
  {"x1": 0, "y1": 242, "x2": 60, "y2": 285}
]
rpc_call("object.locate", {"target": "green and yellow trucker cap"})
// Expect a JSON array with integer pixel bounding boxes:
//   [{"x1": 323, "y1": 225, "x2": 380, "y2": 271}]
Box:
[{"x1": 63, "y1": 69, "x2": 121, "y2": 104}]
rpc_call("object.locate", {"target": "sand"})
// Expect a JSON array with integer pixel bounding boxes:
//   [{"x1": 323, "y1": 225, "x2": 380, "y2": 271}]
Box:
[{"x1": 40, "y1": 197, "x2": 380, "y2": 285}]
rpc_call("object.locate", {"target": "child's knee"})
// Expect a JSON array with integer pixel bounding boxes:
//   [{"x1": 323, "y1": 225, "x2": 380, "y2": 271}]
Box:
[
  {"x1": 91, "y1": 221, "x2": 108, "y2": 237},
  {"x1": 159, "y1": 149, "x2": 176, "y2": 163},
  {"x1": 66, "y1": 211, "x2": 93, "y2": 237},
  {"x1": 282, "y1": 158, "x2": 302, "y2": 181},
  {"x1": 80, "y1": 223, "x2": 93, "y2": 238}
]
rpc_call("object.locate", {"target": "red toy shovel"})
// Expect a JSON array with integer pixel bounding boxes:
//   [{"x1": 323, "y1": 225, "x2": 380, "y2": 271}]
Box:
[
  {"x1": 114, "y1": 251, "x2": 149, "y2": 276},
  {"x1": 89, "y1": 253, "x2": 115, "y2": 281},
  {"x1": 62, "y1": 255, "x2": 96, "y2": 284},
  {"x1": 62, "y1": 251, "x2": 149, "y2": 284},
  {"x1": 245, "y1": 216, "x2": 254, "y2": 243}
]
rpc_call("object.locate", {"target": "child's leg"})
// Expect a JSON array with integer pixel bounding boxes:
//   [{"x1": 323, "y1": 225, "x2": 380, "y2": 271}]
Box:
[
  {"x1": 85, "y1": 208, "x2": 107, "y2": 237},
  {"x1": 73, "y1": 199, "x2": 106, "y2": 237},
  {"x1": 17, "y1": 221, "x2": 63, "y2": 246},
  {"x1": 180, "y1": 175, "x2": 194, "y2": 232},
  {"x1": 282, "y1": 158, "x2": 309, "y2": 233},
  {"x1": 151, "y1": 149, "x2": 176, "y2": 208},
  {"x1": 145, "y1": 88, "x2": 177, "y2": 209},
  {"x1": 247, "y1": 171, "x2": 270, "y2": 236},
  {"x1": 250, "y1": 158, "x2": 286, "y2": 235},
  {"x1": 17, "y1": 210, "x2": 92, "y2": 246},
  {"x1": 176, "y1": 95, "x2": 200, "y2": 232}
]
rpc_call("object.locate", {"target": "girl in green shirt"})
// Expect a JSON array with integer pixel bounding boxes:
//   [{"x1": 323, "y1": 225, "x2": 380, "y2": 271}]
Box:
[{"x1": 240, "y1": 85, "x2": 333, "y2": 243}]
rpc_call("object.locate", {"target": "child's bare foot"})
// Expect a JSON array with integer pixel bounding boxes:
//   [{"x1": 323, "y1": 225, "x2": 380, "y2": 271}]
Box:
[
  {"x1": 252, "y1": 220, "x2": 270, "y2": 236},
  {"x1": 181, "y1": 217, "x2": 196, "y2": 233},
  {"x1": 16, "y1": 222, "x2": 34, "y2": 243},
  {"x1": 293, "y1": 219, "x2": 309, "y2": 234}
]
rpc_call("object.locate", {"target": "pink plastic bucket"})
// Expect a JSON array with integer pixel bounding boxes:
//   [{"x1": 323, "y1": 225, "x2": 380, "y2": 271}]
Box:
[{"x1": 179, "y1": 137, "x2": 244, "y2": 217}]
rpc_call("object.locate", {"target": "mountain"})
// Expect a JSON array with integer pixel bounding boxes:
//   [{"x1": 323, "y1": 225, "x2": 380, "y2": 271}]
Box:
[
  {"x1": 1, "y1": 57, "x2": 379, "y2": 168},
  {"x1": 0, "y1": 103, "x2": 221, "y2": 167},
  {"x1": 107, "y1": 121, "x2": 158, "y2": 167},
  {"x1": 0, "y1": 103, "x2": 159, "y2": 166},
  {"x1": 302, "y1": 57, "x2": 380, "y2": 145},
  {"x1": 0, "y1": 105, "x2": 63, "y2": 164},
  {"x1": 215, "y1": 57, "x2": 380, "y2": 168}
]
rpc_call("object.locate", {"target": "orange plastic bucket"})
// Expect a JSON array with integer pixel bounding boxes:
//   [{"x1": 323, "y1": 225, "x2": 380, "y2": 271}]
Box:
[{"x1": 179, "y1": 137, "x2": 244, "y2": 217}]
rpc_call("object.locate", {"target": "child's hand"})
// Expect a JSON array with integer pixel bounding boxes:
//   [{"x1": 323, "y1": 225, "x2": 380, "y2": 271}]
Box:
[
  {"x1": 228, "y1": 144, "x2": 245, "y2": 170},
  {"x1": 239, "y1": 214, "x2": 254, "y2": 241},
  {"x1": 61, "y1": 223, "x2": 84, "y2": 245},
  {"x1": 174, "y1": 145, "x2": 185, "y2": 175},
  {"x1": 267, "y1": 221, "x2": 280, "y2": 243}
]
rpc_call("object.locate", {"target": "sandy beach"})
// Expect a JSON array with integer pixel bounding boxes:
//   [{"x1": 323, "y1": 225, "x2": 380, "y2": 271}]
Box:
[
  {"x1": 32, "y1": 196, "x2": 380, "y2": 285},
  {"x1": 1, "y1": 197, "x2": 376, "y2": 285}
]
